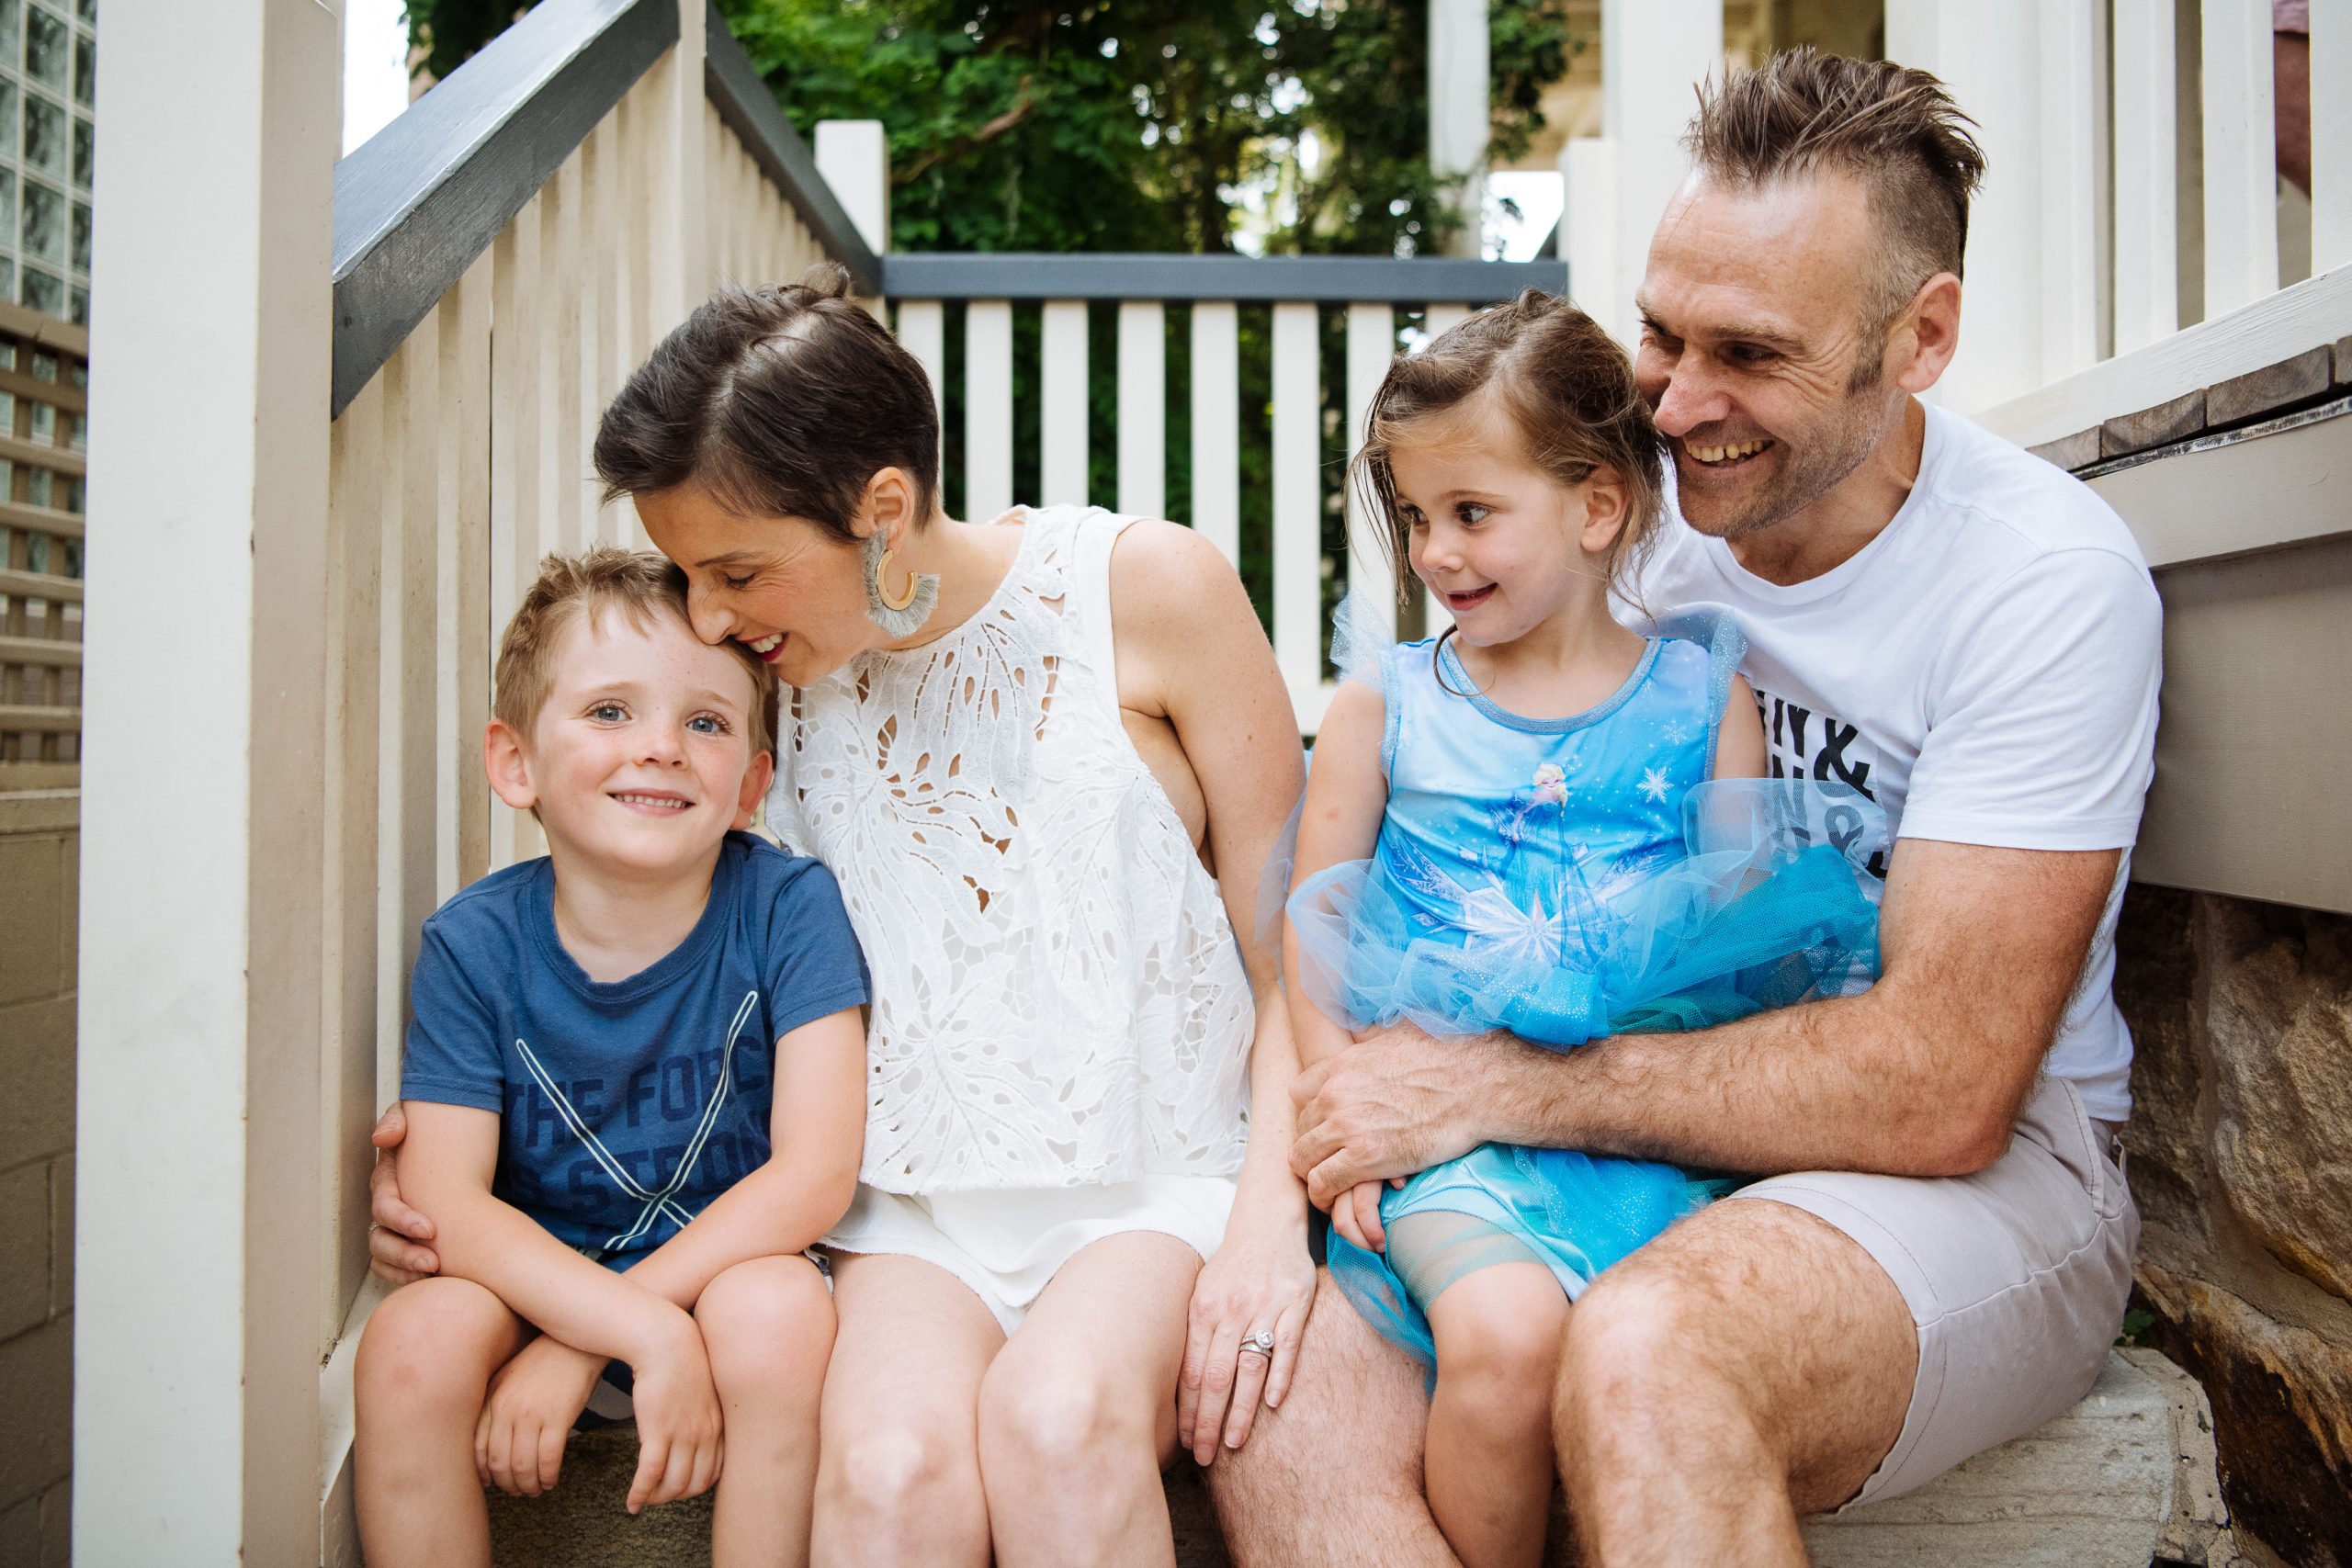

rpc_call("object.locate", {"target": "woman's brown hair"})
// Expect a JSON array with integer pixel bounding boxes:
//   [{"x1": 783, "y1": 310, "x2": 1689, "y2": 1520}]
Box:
[
  {"x1": 594, "y1": 265, "x2": 940, "y2": 541},
  {"x1": 1350, "y1": 289, "x2": 1667, "y2": 644}
]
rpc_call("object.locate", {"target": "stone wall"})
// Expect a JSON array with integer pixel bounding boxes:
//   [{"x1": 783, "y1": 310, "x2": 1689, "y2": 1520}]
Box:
[
  {"x1": 2117, "y1": 885, "x2": 2352, "y2": 1568},
  {"x1": 0, "y1": 790, "x2": 74, "y2": 1565}
]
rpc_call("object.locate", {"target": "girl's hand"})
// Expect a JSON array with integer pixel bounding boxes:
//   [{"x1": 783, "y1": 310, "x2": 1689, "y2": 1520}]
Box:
[
  {"x1": 625, "y1": 1317, "x2": 725, "y2": 1514},
  {"x1": 1337, "y1": 1179, "x2": 1390, "y2": 1251},
  {"x1": 475, "y1": 1336, "x2": 605, "y2": 1496},
  {"x1": 1179, "y1": 1207, "x2": 1317, "y2": 1465}
]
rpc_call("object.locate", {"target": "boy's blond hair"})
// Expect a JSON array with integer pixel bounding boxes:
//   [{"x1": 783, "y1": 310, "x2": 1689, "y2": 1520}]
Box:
[{"x1": 493, "y1": 547, "x2": 779, "y2": 759}]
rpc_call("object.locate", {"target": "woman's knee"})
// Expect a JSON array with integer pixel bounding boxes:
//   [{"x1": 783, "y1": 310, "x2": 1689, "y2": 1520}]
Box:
[
  {"x1": 697, "y1": 1255, "x2": 835, "y2": 1393},
  {"x1": 820, "y1": 1413, "x2": 983, "y2": 1522},
  {"x1": 976, "y1": 1353, "x2": 1156, "y2": 1480},
  {"x1": 356, "y1": 1278, "x2": 513, "y2": 1417}
]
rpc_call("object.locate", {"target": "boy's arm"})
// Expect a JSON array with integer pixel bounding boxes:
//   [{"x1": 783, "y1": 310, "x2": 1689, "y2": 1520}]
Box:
[
  {"x1": 398, "y1": 1100, "x2": 700, "y2": 1366},
  {"x1": 602, "y1": 1006, "x2": 866, "y2": 1311},
  {"x1": 1282, "y1": 679, "x2": 1390, "y2": 1072}
]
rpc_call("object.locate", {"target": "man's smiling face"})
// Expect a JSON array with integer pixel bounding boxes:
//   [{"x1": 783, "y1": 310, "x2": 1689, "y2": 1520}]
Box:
[{"x1": 1634, "y1": 168, "x2": 1912, "y2": 541}]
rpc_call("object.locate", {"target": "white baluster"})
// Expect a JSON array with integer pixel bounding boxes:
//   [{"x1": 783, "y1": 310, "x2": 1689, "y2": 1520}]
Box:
[
  {"x1": 1272, "y1": 301, "x2": 1323, "y2": 720},
  {"x1": 2113, "y1": 0, "x2": 2180, "y2": 353},
  {"x1": 2203, "y1": 0, "x2": 2281, "y2": 318},
  {"x1": 894, "y1": 299, "x2": 947, "y2": 471},
  {"x1": 1345, "y1": 302, "x2": 1398, "y2": 642},
  {"x1": 2313, "y1": 0, "x2": 2350, "y2": 272},
  {"x1": 966, "y1": 300, "x2": 1014, "y2": 522},
  {"x1": 1117, "y1": 300, "x2": 1167, "y2": 518},
  {"x1": 2038, "y1": 0, "x2": 2105, "y2": 376},
  {"x1": 1190, "y1": 300, "x2": 1241, "y2": 564},
  {"x1": 1041, "y1": 299, "x2": 1089, "y2": 506}
]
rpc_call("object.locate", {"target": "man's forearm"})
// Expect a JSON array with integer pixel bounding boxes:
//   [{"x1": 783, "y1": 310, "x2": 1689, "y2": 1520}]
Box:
[{"x1": 1481, "y1": 987, "x2": 2022, "y2": 1179}]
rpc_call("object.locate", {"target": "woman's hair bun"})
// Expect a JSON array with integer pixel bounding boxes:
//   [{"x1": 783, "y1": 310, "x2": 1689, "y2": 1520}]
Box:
[{"x1": 798, "y1": 260, "x2": 855, "y2": 300}]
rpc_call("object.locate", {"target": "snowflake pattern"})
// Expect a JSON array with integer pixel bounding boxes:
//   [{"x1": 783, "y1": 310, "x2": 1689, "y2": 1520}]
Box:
[{"x1": 1639, "y1": 766, "x2": 1673, "y2": 803}]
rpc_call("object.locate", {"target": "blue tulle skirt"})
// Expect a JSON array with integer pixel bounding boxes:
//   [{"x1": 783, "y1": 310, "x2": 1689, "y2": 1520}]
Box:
[{"x1": 1292, "y1": 779, "x2": 1883, "y2": 1368}]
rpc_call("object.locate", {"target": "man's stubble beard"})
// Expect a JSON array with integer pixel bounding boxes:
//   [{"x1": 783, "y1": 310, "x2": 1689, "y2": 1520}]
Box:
[{"x1": 1688, "y1": 371, "x2": 1901, "y2": 543}]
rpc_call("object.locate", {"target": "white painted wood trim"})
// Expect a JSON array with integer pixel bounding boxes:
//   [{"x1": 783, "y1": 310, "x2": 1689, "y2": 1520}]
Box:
[
  {"x1": 1968, "y1": 262, "x2": 2352, "y2": 445},
  {"x1": 1116, "y1": 300, "x2": 1167, "y2": 519},
  {"x1": 1189, "y1": 301, "x2": 1240, "y2": 565},
  {"x1": 1040, "y1": 299, "x2": 1090, "y2": 506},
  {"x1": 2312, "y1": 0, "x2": 2351, "y2": 273},
  {"x1": 2092, "y1": 400, "x2": 2352, "y2": 569},
  {"x1": 965, "y1": 300, "x2": 1014, "y2": 522},
  {"x1": 2201, "y1": 0, "x2": 2282, "y2": 320},
  {"x1": 1271, "y1": 301, "x2": 1322, "y2": 711},
  {"x1": 78, "y1": 0, "x2": 334, "y2": 1557},
  {"x1": 893, "y1": 299, "x2": 946, "y2": 472},
  {"x1": 2111, "y1": 0, "x2": 2180, "y2": 354},
  {"x1": 2038, "y1": 0, "x2": 2103, "y2": 378},
  {"x1": 1344, "y1": 302, "x2": 1397, "y2": 641}
]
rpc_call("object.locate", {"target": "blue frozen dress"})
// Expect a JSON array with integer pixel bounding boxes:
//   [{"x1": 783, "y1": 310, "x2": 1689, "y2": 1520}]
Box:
[{"x1": 1289, "y1": 619, "x2": 1884, "y2": 1369}]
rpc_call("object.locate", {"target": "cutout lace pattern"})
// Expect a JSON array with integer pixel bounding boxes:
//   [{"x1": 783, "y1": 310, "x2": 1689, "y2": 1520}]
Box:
[{"x1": 769, "y1": 509, "x2": 1255, "y2": 1191}]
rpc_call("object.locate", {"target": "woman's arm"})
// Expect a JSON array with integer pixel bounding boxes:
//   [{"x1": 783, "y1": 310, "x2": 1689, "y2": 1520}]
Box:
[
  {"x1": 598, "y1": 1006, "x2": 865, "y2": 1311},
  {"x1": 1108, "y1": 520, "x2": 1316, "y2": 1463}
]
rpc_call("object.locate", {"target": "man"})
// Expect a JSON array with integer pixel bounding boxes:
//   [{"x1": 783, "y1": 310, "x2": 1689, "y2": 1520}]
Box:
[{"x1": 1208, "y1": 50, "x2": 2159, "y2": 1567}]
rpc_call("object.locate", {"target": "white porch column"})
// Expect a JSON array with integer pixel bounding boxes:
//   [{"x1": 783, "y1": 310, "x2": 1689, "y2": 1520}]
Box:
[
  {"x1": 1598, "y1": 0, "x2": 1722, "y2": 343},
  {"x1": 78, "y1": 0, "x2": 335, "y2": 1560},
  {"x1": 1429, "y1": 0, "x2": 1490, "y2": 258},
  {"x1": 816, "y1": 119, "x2": 891, "y2": 254}
]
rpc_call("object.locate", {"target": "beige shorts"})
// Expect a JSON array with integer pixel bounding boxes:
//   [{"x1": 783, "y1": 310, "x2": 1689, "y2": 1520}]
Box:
[{"x1": 1731, "y1": 1073, "x2": 2139, "y2": 1508}]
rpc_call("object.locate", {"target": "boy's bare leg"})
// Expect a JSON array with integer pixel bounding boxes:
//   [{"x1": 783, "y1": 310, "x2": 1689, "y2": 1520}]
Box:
[
  {"x1": 698, "y1": 1254, "x2": 837, "y2": 1568},
  {"x1": 1554, "y1": 1199, "x2": 1916, "y2": 1568},
  {"x1": 977, "y1": 1231, "x2": 1202, "y2": 1567},
  {"x1": 355, "y1": 1278, "x2": 529, "y2": 1568},
  {"x1": 813, "y1": 1252, "x2": 1006, "y2": 1568},
  {"x1": 1424, "y1": 1264, "x2": 1569, "y2": 1568},
  {"x1": 1205, "y1": 1270, "x2": 1460, "y2": 1568}
]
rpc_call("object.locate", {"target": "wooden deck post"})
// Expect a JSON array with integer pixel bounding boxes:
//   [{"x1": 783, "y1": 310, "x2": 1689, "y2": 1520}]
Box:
[{"x1": 76, "y1": 0, "x2": 334, "y2": 1562}]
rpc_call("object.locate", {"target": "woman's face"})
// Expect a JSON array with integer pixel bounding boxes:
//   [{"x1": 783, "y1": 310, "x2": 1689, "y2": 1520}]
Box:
[{"x1": 638, "y1": 483, "x2": 878, "y2": 688}]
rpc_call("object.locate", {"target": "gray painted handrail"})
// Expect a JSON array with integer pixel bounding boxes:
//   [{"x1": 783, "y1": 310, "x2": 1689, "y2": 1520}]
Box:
[
  {"x1": 331, "y1": 0, "x2": 676, "y2": 418},
  {"x1": 879, "y1": 253, "x2": 1568, "y2": 303},
  {"x1": 703, "y1": 3, "x2": 884, "y2": 295}
]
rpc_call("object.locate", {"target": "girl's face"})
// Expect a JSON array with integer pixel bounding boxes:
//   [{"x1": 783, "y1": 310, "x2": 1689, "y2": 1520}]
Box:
[
  {"x1": 638, "y1": 480, "x2": 893, "y2": 689},
  {"x1": 1387, "y1": 406, "x2": 1628, "y2": 649}
]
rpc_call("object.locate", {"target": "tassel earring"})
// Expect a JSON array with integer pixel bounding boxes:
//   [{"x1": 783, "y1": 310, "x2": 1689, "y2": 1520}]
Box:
[{"x1": 863, "y1": 530, "x2": 939, "y2": 637}]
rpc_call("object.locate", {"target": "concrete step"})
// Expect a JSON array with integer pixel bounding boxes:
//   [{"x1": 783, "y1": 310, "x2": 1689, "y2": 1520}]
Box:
[{"x1": 484, "y1": 1348, "x2": 2235, "y2": 1567}]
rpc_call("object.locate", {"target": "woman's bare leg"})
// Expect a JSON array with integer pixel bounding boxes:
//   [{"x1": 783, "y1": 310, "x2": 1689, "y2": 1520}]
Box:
[
  {"x1": 354, "y1": 1278, "x2": 528, "y2": 1568},
  {"x1": 977, "y1": 1231, "x2": 1203, "y2": 1567},
  {"x1": 697, "y1": 1254, "x2": 837, "y2": 1568},
  {"x1": 812, "y1": 1253, "x2": 1006, "y2": 1568},
  {"x1": 1423, "y1": 1265, "x2": 1570, "y2": 1568}
]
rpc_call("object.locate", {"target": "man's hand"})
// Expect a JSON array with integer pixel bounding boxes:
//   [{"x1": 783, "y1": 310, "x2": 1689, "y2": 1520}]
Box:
[
  {"x1": 1291, "y1": 1020, "x2": 1500, "y2": 1212},
  {"x1": 625, "y1": 1314, "x2": 724, "y2": 1515},
  {"x1": 368, "y1": 1102, "x2": 442, "y2": 1284},
  {"x1": 476, "y1": 1337, "x2": 606, "y2": 1497}
]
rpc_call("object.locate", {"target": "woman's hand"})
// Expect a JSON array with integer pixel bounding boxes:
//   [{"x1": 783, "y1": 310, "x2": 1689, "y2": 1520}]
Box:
[
  {"x1": 475, "y1": 1336, "x2": 606, "y2": 1496},
  {"x1": 1178, "y1": 1204, "x2": 1317, "y2": 1465},
  {"x1": 368, "y1": 1102, "x2": 443, "y2": 1284}
]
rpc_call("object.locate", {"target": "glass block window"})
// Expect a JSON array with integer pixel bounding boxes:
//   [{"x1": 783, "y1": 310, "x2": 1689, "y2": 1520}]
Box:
[{"x1": 0, "y1": 0, "x2": 89, "y2": 323}]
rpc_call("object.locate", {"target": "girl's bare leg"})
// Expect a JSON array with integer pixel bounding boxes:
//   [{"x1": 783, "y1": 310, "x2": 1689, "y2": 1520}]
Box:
[
  {"x1": 354, "y1": 1277, "x2": 529, "y2": 1568},
  {"x1": 812, "y1": 1252, "x2": 1006, "y2": 1568},
  {"x1": 977, "y1": 1231, "x2": 1204, "y2": 1568},
  {"x1": 1424, "y1": 1264, "x2": 1571, "y2": 1568},
  {"x1": 698, "y1": 1254, "x2": 837, "y2": 1568}
]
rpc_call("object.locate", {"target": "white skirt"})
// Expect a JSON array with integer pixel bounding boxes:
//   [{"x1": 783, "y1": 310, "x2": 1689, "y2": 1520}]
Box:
[{"x1": 824, "y1": 1177, "x2": 1238, "y2": 1333}]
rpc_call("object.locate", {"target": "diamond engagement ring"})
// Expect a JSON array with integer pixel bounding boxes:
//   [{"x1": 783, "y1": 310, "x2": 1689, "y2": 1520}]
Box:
[{"x1": 1240, "y1": 1329, "x2": 1276, "y2": 1358}]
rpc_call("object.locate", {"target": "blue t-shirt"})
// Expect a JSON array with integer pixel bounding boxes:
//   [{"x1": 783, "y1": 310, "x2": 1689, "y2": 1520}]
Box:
[{"x1": 401, "y1": 830, "x2": 868, "y2": 1268}]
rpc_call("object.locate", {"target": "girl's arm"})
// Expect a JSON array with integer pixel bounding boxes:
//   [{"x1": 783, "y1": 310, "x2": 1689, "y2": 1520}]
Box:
[
  {"x1": 593, "y1": 1006, "x2": 865, "y2": 1311},
  {"x1": 1281, "y1": 677, "x2": 1390, "y2": 1071},
  {"x1": 1713, "y1": 674, "x2": 1767, "y2": 780}
]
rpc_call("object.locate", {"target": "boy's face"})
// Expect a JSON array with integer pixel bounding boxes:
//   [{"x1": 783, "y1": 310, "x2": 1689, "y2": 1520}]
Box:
[{"x1": 485, "y1": 604, "x2": 773, "y2": 880}]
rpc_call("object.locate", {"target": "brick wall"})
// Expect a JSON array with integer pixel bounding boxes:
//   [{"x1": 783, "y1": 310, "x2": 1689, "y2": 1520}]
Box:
[{"x1": 0, "y1": 790, "x2": 74, "y2": 1566}]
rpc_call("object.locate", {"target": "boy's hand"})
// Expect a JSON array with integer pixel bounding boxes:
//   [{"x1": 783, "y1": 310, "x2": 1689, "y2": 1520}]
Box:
[
  {"x1": 626, "y1": 1314, "x2": 725, "y2": 1514},
  {"x1": 475, "y1": 1337, "x2": 606, "y2": 1497}
]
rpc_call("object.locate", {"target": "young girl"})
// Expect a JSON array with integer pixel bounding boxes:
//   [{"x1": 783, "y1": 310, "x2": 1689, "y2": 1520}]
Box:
[{"x1": 1283, "y1": 292, "x2": 1882, "y2": 1568}]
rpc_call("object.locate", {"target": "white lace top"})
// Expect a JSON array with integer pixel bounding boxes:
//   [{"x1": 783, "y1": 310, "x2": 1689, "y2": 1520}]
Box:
[{"x1": 767, "y1": 507, "x2": 1256, "y2": 1193}]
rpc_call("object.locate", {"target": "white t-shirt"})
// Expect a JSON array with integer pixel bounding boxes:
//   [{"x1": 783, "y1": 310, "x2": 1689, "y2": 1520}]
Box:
[{"x1": 1623, "y1": 401, "x2": 2162, "y2": 1120}]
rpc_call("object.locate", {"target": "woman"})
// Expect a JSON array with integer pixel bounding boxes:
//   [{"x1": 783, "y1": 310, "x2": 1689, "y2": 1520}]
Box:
[{"x1": 368, "y1": 268, "x2": 1314, "y2": 1564}]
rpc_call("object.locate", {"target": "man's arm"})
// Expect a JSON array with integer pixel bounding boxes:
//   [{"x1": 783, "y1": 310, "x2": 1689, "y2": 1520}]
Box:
[{"x1": 1292, "y1": 836, "x2": 2120, "y2": 1202}]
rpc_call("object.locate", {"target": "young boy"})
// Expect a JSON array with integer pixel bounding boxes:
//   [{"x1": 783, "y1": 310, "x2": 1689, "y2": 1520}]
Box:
[{"x1": 355, "y1": 548, "x2": 867, "y2": 1568}]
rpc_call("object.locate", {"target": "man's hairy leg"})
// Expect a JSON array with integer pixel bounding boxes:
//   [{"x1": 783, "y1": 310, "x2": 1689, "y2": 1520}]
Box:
[
  {"x1": 1205, "y1": 1269, "x2": 1460, "y2": 1568},
  {"x1": 1555, "y1": 1198, "x2": 1916, "y2": 1568}
]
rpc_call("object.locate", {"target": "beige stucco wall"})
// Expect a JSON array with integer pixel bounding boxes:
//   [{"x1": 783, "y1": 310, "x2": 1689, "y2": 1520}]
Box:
[{"x1": 0, "y1": 789, "x2": 74, "y2": 1564}]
